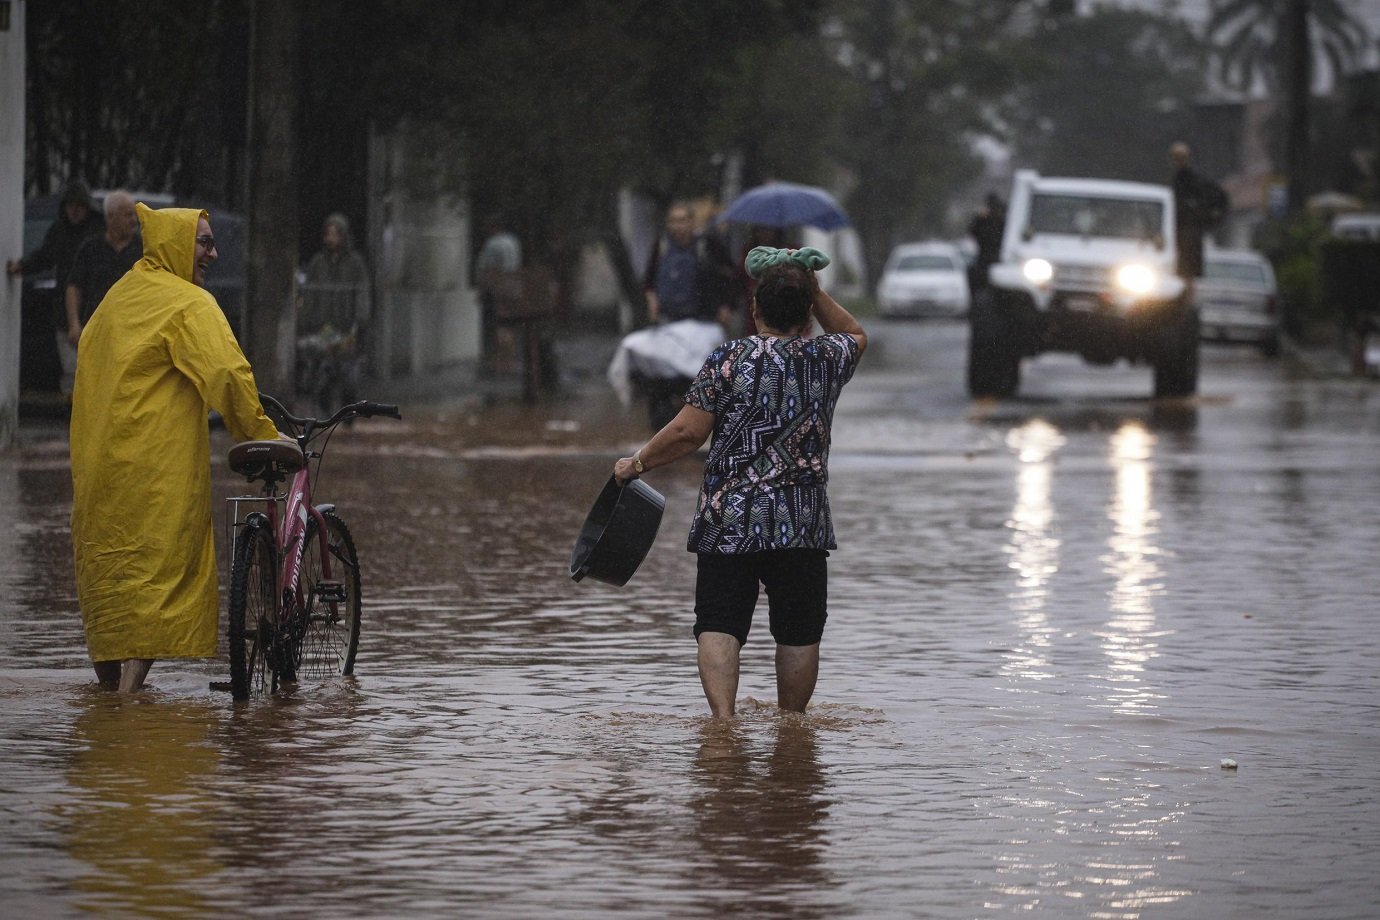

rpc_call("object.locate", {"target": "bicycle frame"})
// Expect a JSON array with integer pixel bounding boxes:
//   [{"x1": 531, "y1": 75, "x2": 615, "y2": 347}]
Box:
[
  {"x1": 225, "y1": 393, "x2": 400, "y2": 697},
  {"x1": 235, "y1": 458, "x2": 333, "y2": 635}
]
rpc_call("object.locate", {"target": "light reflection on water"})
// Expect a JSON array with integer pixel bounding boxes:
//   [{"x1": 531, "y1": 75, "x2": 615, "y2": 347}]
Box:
[
  {"x1": 4, "y1": 354, "x2": 1380, "y2": 918},
  {"x1": 1101, "y1": 422, "x2": 1166, "y2": 716},
  {"x1": 1003, "y1": 419, "x2": 1065, "y2": 684}
]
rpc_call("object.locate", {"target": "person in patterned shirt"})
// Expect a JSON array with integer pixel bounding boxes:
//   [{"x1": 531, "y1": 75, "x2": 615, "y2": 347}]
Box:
[{"x1": 614, "y1": 247, "x2": 867, "y2": 718}]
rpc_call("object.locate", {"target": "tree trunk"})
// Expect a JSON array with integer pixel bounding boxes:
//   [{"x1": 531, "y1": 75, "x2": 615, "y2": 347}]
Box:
[
  {"x1": 1284, "y1": 0, "x2": 1311, "y2": 214},
  {"x1": 243, "y1": 0, "x2": 300, "y2": 395}
]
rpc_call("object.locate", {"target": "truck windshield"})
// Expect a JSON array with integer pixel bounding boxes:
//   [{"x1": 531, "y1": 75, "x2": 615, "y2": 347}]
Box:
[{"x1": 1028, "y1": 194, "x2": 1163, "y2": 241}]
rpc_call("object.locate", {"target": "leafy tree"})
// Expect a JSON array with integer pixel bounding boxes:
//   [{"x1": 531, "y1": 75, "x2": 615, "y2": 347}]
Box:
[
  {"x1": 821, "y1": 1, "x2": 1028, "y2": 284},
  {"x1": 23, "y1": 0, "x2": 243, "y2": 199},
  {"x1": 351, "y1": 1, "x2": 823, "y2": 248},
  {"x1": 1004, "y1": 7, "x2": 1208, "y2": 183},
  {"x1": 1207, "y1": 0, "x2": 1368, "y2": 211}
]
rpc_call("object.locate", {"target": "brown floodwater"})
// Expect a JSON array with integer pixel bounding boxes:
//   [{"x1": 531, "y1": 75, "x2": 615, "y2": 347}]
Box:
[{"x1": 2, "y1": 323, "x2": 1379, "y2": 918}]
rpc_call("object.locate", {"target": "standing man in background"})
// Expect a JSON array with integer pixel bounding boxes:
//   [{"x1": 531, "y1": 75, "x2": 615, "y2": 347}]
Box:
[
  {"x1": 1169, "y1": 142, "x2": 1228, "y2": 295},
  {"x1": 638, "y1": 203, "x2": 736, "y2": 428},
  {"x1": 65, "y1": 189, "x2": 141, "y2": 348},
  {"x1": 474, "y1": 214, "x2": 523, "y2": 371},
  {"x1": 298, "y1": 212, "x2": 372, "y2": 412}
]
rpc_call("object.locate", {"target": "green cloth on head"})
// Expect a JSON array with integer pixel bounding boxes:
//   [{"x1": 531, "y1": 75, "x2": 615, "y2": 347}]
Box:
[{"x1": 744, "y1": 245, "x2": 831, "y2": 279}]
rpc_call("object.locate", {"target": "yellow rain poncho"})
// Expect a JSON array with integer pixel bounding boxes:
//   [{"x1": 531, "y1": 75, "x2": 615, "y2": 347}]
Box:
[{"x1": 70, "y1": 204, "x2": 277, "y2": 662}]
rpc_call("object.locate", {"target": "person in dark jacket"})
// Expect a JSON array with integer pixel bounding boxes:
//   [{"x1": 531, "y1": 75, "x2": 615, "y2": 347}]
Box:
[
  {"x1": 7, "y1": 180, "x2": 105, "y2": 287},
  {"x1": 7, "y1": 180, "x2": 106, "y2": 391},
  {"x1": 1169, "y1": 143, "x2": 1228, "y2": 287},
  {"x1": 967, "y1": 192, "x2": 1006, "y2": 294},
  {"x1": 65, "y1": 190, "x2": 142, "y2": 348},
  {"x1": 638, "y1": 203, "x2": 737, "y2": 428},
  {"x1": 297, "y1": 212, "x2": 372, "y2": 413}
]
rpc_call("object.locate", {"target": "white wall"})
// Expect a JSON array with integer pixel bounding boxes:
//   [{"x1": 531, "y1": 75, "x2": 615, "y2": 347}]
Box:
[
  {"x1": 0, "y1": 0, "x2": 27, "y2": 448},
  {"x1": 368, "y1": 124, "x2": 478, "y2": 380}
]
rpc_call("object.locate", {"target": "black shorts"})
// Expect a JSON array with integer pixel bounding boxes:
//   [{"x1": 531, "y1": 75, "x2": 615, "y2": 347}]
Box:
[{"x1": 694, "y1": 549, "x2": 828, "y2": 647}]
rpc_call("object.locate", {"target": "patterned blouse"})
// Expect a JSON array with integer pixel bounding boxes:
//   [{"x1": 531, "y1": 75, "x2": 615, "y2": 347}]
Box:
[{"x1": 685, "y1": 332, "x2": 860, "y2": 554}]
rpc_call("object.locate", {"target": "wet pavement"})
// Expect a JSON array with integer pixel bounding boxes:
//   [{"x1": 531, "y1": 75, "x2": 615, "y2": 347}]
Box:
[{"x1": 2, "y1": 320, "x2": 1379, "y2": 919}]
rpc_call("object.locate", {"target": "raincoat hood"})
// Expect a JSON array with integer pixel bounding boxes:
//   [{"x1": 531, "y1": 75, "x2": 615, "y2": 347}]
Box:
[{"x1": 136, "y1": 203, "x2": 207, "y2": 283}]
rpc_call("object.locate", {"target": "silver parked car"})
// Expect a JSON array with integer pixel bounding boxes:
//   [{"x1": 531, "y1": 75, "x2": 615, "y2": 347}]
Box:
[
  {"x1": 1197, "y1": 249, "x2": 1280, "y2": 356},
  {"x1": 876, "y1": 241, "x2": 970, "y2": 318}
]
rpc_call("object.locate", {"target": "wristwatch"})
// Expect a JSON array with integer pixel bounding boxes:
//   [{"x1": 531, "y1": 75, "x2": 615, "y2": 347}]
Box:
[{"x1": 633, "y1": 451, "x2": 645, "y2": 474}]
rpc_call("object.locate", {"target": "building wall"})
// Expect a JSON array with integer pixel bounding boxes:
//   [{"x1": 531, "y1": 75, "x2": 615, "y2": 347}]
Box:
[
  {"x1": 0, "y1": 0, "x2": 27, "y2": 447},
  {"x1": 367, "y1": 124, "x2": 479, "y2": 379}
]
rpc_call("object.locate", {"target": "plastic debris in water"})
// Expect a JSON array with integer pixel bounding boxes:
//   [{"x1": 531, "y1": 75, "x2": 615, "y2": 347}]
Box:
[{"x1": 1220, "y1": 758, "x2": 1238, "y2": 770}]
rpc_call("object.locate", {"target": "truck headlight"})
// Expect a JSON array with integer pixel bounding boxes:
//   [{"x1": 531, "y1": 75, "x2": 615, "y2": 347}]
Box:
[
  {"x1": 1022, "y1": 258, "x2": 1054, "y2": 285},
  {"x1": 1115, "y1": 264, "x2": 1157, "y2": 296}
]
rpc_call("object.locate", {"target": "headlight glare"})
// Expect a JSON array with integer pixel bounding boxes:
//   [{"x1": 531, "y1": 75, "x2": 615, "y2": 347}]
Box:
[
  {"x1": 1022, "y1": 258, "x2": 1054, "y2": 285},
  {"x1": 1115, "y1": 264, "x2": 1156, "y2": 296}
]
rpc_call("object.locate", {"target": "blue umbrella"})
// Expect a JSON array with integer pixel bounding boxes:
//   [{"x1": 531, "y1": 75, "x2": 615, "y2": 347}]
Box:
[{"x1": 718, "y1": 181, "x2": 851, "y2": 230}]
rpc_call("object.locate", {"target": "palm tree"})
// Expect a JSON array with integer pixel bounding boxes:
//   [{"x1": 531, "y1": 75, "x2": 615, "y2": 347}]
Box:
[{"x1": 1208, "y1": 0, "x2": 1368, "y2": 212}]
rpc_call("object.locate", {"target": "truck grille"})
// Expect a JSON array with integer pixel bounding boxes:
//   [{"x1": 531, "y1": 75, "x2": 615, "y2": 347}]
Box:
[{"x1": 1053, "y1": 263, "x2": 1109, "y2": 291}]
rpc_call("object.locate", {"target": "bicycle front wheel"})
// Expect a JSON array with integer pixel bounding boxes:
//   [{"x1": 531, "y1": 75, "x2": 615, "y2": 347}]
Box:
[
  {"x1": 297, "y1": 510, "x2": 362, "y2": 679},
  {"x1": 228, "y1": 522, "x2": 280, "y2": 701}
]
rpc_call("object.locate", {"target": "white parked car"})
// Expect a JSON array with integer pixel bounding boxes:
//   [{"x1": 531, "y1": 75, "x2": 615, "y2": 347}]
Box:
[
  {"x1": 1331, "y1": 212, "x2": 1380, "y2": 241},
  {"x1": 876, "y1": 242, "x2": 970, "y2": 318},
  {"x1": 1197, "y1": 249, "x2": 1280, "y2": 356}
]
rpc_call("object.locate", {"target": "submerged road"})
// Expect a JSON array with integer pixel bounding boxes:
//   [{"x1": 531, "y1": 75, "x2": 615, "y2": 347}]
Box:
[{"x1": 2, "y1": 318, "x2": 1378, "y2": 919}]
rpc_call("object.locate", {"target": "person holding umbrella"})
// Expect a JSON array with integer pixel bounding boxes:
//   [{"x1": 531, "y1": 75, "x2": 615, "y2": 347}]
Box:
[{"x1": 614, "y1": 246, "x2": 866, "y2": 719}]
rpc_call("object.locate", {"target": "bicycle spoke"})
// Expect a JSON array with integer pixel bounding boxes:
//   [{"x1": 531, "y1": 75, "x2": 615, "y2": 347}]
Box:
[{"x1": 297, "y1": 512, "x2": 362, "y2": 679}]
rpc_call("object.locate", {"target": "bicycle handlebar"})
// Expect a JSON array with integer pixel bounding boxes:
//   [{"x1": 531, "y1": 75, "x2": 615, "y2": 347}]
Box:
[{"x1": 259, "y1": 393, "x2": 402, "y2": 431}]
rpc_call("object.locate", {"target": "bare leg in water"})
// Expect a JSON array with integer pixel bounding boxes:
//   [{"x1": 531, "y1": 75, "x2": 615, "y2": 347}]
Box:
[
  {"x1": 697, "y1": 632, "x2": 741, "y2": 719},
  {"x1": 93, "y1": 660, "x2": 121, "y2": 690},
  {"x1": 119, "y1": 659, "x2": 154, "y2": 693},
  {"x1": 775, "y1": 642, "x2": 819, "y2": 712},
  {"x1": 698, "y1": 634, "x2": 821, "y2": 716}
]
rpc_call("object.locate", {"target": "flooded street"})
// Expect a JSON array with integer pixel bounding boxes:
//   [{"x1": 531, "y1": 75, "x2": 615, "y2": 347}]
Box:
[{"x1": 3, "y1": 321, "x2": 1379, "y2": 919}]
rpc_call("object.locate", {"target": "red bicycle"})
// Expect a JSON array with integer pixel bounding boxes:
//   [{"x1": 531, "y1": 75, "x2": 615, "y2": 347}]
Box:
[{"x1": 224, "y1": 393, "x2": 401, "y2": 701}]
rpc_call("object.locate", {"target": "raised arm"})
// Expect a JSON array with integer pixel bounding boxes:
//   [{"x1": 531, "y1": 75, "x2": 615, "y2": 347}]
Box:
[{"x1": 809, "y1": 273, "x2": 867, "y2": 355}]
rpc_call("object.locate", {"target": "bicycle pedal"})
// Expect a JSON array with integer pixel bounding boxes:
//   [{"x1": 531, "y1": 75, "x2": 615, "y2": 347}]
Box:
[{"x1": 315, "y1": 581, "x2": 347, "y2": 603}]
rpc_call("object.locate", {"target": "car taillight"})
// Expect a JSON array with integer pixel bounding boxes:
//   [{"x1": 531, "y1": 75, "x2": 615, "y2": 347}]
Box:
[{"x1": 1265, "y1": 294, "x2": 1278, "y2": 316}]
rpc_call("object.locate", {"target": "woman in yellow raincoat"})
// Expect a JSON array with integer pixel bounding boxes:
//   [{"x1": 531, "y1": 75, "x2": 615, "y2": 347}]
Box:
[{"x1": 70, "y1": 204, "x2": 279, "y2": 692}]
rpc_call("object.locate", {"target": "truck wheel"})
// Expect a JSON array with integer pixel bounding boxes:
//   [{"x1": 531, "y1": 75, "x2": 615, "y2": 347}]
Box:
[
  {"x1": 967, "y1": 290, "x2": 1021, "y2": 398},
  {"x1": 1153, "y1": 305, "x2": 1200, "y2": 398}
]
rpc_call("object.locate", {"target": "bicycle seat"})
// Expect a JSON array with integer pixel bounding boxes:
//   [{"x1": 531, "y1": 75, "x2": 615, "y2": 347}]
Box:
[{"x1": 228, "y1": 439, "x2": 306, "y2": 482}]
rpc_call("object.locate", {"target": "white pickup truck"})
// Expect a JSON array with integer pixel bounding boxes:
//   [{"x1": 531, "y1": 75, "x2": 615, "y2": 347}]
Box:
[{"x1": 968, "y1": 170, "x2": 1199, "y2": 398}]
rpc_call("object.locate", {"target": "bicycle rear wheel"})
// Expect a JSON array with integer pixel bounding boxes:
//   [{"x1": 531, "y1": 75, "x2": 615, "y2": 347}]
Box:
[
  {"x1": 228, "y1": 523, "x2": 280, "y2": 701},
  {"x1": 297, "y1": 510, "x2": 362, "y2": 679}
]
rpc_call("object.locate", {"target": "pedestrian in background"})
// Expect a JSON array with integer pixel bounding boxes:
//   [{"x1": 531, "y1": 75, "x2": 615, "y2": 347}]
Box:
[
  {"x1": 967, "y1": 191, "x2": 1006, "y2": 295},
  {"x1": 642, "y1": 202, "x2": 736, "y2": 327},
  {"x1": 638, "y1": 203, "x2": 737, "y2": 428},
  {"x1": 70, "y1": 205, "x2": 279, "y2": 692},
  {"x1": 474, "y1": 214, "x2": 523, "y2": 372},
  {"x1": 298, "y1": 212, "x2": 372, "y2": 412},
  {"x1": 7, "y1": 180, "x2": 105, "y2": 392},
  {"x1": 64, "y1": 189, "x2": 142, "y2": 348},
  {"x1": 1169, "y1": 142, "x2": 1228, "y2": 293},
  {"x1": 614, "y1": 246, "x2": 866, "y2": 719}
]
